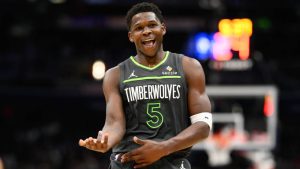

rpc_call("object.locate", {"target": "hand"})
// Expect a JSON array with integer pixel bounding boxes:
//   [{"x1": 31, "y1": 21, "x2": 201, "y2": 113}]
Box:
[
  {"x1": 121, "y1": 136, "x2": 167, "y2": 168},
  {"x1": 79, "y1": 131, "x2": 109, "y2": 153}
]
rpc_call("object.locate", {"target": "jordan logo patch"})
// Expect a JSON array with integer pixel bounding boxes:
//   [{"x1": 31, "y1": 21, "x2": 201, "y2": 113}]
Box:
[
  {"x1": 180, "y1": 160, "x2": 186, "y2": 169},
  {"x1": 128, "y1": 70, "x2": 138, "y2": 79}
]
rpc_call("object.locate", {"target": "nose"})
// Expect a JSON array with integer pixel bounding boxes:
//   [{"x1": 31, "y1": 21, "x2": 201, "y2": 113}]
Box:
[{"x1": 142, "y1": 26, "x2": 151, "y2": 35}]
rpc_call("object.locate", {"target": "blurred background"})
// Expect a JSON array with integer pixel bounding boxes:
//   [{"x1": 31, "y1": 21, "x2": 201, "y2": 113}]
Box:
[{"x1": 0, "y1": 0, "x2": 300, "y2": 169}]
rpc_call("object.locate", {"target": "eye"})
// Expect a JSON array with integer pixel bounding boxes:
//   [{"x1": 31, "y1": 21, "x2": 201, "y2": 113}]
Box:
[
  {"x1": 135, "y1": 26, "x2": 143, "y2": 31},
  {"x1": 149, "y1": 23, "x2": 157, "y2": 28}
]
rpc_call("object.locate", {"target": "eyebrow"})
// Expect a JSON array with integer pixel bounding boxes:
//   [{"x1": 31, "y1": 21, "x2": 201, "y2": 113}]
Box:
[{"x1": 132, "y1": 19, "x2": 159, "y2": 28}]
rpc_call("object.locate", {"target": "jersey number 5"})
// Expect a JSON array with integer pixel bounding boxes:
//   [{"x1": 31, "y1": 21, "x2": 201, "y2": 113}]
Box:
[{"x1": 146, "y1": 102, "x2": 164, "y2": 129}]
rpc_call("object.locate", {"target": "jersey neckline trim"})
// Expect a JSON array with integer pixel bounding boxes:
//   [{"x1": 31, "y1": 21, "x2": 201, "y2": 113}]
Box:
[{"x1": 130, "y1": 51, "x2": 170, "y2": 70}]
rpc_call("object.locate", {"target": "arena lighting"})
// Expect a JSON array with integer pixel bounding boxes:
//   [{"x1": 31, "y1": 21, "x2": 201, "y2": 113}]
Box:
[
  {"x1": 92, "y1": 60, "x2": 106, "y2": 80},
  {"x1": 219, "y1": 19, "x2": 252, "y2": 37},
  {"x1": 212, "y1": 32, "x2": 232, "y2": 61},
  {"x1": 189, "y1": 18, "x2": 253, "y2": 70},
  {"x1": 194, "y1": 33, "x2": 212, "y2": 60},
  {"x1": 218, "y1": 18, "x2": 253, "y2": 61}
]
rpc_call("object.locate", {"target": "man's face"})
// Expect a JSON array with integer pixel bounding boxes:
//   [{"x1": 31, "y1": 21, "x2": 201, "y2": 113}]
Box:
[{"x1": 128, "y1": 12, "x2": 166, "y2": 57}]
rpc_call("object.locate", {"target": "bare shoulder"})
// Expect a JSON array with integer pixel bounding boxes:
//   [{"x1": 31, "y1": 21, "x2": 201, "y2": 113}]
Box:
[
  {"x1": 182, "y1": 55, "x2": 201, "y2": 66},
  {"x1": 105, "y1": 65, "x2": 120, "y2": 75},
  {"x1": 104, "y1": 66, "x2": 120, "y2": 80},
  {"x1": 103, "y1": 65, "x2": 120, "y2": 89},
  {"x1": 181, "y1": 55, "x2": 204, "y2": 77}
]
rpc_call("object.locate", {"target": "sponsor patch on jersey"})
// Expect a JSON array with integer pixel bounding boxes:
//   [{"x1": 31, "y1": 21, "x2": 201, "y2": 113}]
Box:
[{"x1": 162, "y1": 66, "x2": 178, "y2": 75}]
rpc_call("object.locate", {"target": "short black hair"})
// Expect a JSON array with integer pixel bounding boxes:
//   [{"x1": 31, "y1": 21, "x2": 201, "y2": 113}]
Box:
[{"x1": 126, "y1": 2, "x2": 164, "y2": 30}]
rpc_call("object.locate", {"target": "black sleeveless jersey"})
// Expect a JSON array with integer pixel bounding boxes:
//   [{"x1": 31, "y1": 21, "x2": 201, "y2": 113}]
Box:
[{"x1": 114, "y1": 51, "x2": 190, "y2": 155}]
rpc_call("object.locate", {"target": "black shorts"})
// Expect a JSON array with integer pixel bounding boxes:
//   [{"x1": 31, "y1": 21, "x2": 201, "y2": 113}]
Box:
[{"x1": 109, "y1": 153, "x2": 191, "y2": 169}]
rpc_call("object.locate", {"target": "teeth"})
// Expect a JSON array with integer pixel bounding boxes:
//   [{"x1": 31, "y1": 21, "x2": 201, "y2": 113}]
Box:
[
  {"x1": 142, "y1": 39, "x2": 155, "y2": 46},
  {"x1": 143, "y1": 40, "x2": 154, "y2": 46}
]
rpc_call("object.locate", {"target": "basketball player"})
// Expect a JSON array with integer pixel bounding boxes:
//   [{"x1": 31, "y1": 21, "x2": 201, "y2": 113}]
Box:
[{"x1": 79, "y1": 2, "x2": 212, "y2": 169}]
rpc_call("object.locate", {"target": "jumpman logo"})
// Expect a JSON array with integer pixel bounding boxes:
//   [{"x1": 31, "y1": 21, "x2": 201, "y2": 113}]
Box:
[
  {"x1": 128, "y1": 70, "x2": 138, "y2": 79},
  {"x1": 180, "y1": 161, "x2": 186, "y2": 169}
]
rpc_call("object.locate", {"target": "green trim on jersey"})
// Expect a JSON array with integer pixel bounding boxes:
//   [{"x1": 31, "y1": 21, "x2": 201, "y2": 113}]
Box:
[
  {"x1": 130, "y1": 51, "x2": 170, "y2": 70},
  {"x1": 123, "y1": 75, "x2": 181, "y2": 83}
]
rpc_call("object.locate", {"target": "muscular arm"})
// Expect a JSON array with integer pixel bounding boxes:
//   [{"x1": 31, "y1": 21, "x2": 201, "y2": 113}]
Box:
[
  {"x1": 79, "y1": 66, "x2": 126, "y2": 153},
  {"x1": 101, "y1": 66, "x2": 126, "y2": 150},
  {"x1": 162, "y1": 56, "x2": 211, "y2": 154}
]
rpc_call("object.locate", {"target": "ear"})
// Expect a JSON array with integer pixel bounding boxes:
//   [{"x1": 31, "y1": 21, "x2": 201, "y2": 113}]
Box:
[
  {"x1": 161, "y1": 23, "x2": 167, "y2": 35},
  {"x1": 128, "y1": 31, "x2": 134, "y2": 43}
]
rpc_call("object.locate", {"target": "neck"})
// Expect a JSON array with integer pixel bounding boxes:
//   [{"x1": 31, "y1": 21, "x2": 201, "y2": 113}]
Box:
[{"x1": 135, "y1": 50, "x2": 165, "y2": 67}]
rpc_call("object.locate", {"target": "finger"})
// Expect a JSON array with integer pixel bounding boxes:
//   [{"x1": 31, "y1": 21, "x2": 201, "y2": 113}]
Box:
[
  {"x1": 133, "y1": 136, "x2": 146, "y2": 145},
  {"x1": 102, "y1": 133, "x2": 108, "y2": 144},
  {"x1": 84, "y1": 139, "x2": 92, "y2": 149},
  {"x1": 121, "y1": 152, "x2": 136, "y2": 163},
  {"x1": 79, "y1": 139, "x2": 86, "y2": 146},
  {"x1": 86, "y1": 137, "x2": 93, "y2": 145},
  {"x1": 90, "y1": 144, "x2": 96, "y2": 150},
  {"x1": 100, "y1": 132, "x2": 108, "y2": 144},
  {"x1": 133, "y1": 156, "x2": 146, "y2": 164},
  {"x1": 97, "y1": 131, "x2": 103, "y2": 142},
  {"x1": 121, "y1": 154, "x2": 141, "y2": 163},
  {"x1": 85, "y1": 138, "x2": 96, "y2": 149},
  {"x1": 84, "y1": 138, "x2": 90, "y2": 147},
  {"x1": 122, "y1": 149, "x2": 140, "y2": 158},
  {"x1": 85, "y1": 137, "x2": 93, "y2": 145},
  {"x1": 121, "y1": 152, "x2": 130, "y2": 163}
]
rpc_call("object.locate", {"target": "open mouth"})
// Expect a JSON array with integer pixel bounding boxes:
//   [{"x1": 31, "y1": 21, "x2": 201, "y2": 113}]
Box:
[{"x1": 142, "y1": 39, "x2": 156, "y2": 48}]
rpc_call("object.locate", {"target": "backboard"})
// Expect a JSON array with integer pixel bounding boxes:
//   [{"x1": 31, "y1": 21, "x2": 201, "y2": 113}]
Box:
[{"x1": 193, "y1": 85, "x2": 278, "y2": 151}]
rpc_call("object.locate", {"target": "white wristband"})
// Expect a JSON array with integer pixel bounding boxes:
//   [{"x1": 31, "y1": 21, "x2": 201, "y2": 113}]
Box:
[{"x1": 190, "y1": 112, "x2": 212, "y2": 130}]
